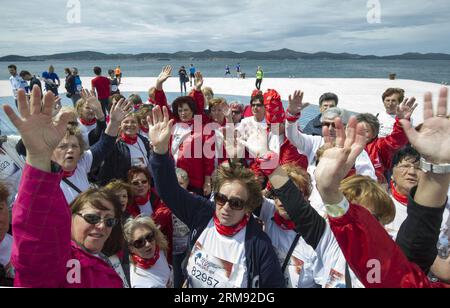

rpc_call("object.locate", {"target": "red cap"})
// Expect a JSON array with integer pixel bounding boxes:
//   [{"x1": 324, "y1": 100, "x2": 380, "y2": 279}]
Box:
[
  {"x1": 263, "y1": 89, "x2": 285, "y2": 124},
  {"x1": 251, "y1": 89, "x2": 263, "y2": 98}
]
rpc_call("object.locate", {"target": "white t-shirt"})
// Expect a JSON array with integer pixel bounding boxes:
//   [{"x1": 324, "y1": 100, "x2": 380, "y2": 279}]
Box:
[
  {"x1": 60, "y1": 151, "x2": 93, "y2": 204},
  {"x1": 171, "y1": 123, "x2": 193, "y2": 162},
  {"x1": 259, "y1": 198, "x2": 321, "y2": 288},
  {"x1": 137, "y1": 200, "x2": 153, "y2": 217},
  {"x1": 236, "y1": 117, "x2": 267, "y2": 137},
  {"x1": 130, "y1": 253, "x2": 173, "y2": 288},
  {"x1": 9, "y1": 75, "x2": 27, "y2": 98},
  {"x1": 186, "y1": 219, "x2": 248, "y2": 288},
  {"x1": 127, "y1": 138, "x2": 149, "y2": 168},
  {"x1": 78, "y1": 120, "x2": 98, "y2": 148},
  {"x1": 377, "y1": 112, "x2": 397, "y2": 137}
]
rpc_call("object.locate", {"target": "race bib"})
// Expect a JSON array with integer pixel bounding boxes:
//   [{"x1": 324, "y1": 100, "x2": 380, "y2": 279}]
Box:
[{"x1": 186, "y1": 242, "x2": 246, "y2": 288}]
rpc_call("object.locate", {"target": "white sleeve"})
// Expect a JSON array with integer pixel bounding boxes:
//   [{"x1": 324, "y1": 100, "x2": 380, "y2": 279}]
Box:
[
  {"x1": 285, "y1": 121, "x2": 323, "y2": 164},
  {"x1": 78, "y1": 150, "x2": 94, "y2": 172},
  {"x1": 259, "y1": 198, "x2": 276, "y2": 223},
  {"x1": 355, "y1": 150, "x2": 377, "y2": 180}
]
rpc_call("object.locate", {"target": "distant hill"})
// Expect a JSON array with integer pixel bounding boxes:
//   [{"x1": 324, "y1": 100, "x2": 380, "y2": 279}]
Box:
[{"x1": 1, "y1": 49, "x2": 450, "y2": 61}]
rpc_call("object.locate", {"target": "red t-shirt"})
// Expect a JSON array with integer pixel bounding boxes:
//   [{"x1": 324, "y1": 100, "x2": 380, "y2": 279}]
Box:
[{"x1": 91, "y1": 76, "x2": 111, "y2": 99}]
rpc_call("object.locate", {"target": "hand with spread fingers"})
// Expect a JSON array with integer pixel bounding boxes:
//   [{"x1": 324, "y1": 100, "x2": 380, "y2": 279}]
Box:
[
  {"x1": 2, "y1": 85, "x2": 72, "y2": 171},
  {"x1": 106, "y1": 98, "x2": 134, "y2": 136},
  {"x1": 287, "y1": 90, "x2": 310, "y2": 116},
  {"x1": 156, "y1": 65, "x2": 172, "y2": 90},
  {"x1": 314, "y1": 116, "x2": 367, "y2": 204},
  {"x1": 194, "y1": 72, "x2": 203, "y2": 91},
  {"x1": 396, "y1": 97, "x2": 418, "y2": 120},
  {"x1": 400, "y1": 87, "x2": 449, "y2": 164},
  {"x1": 147, "y1": 106, "x2": 174, "y2": 155},
  {"x1": 81, "y1": 88, "x2": 104, "y2": 120}
]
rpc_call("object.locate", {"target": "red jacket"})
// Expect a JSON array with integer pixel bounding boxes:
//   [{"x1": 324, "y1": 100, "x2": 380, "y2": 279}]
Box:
[
  {"x1": 279, "y1": 138, "x2": 309, "y2": 170},
  {"x1": 151, "y1": 89, "x2": 173, "y2": 118},
  {"x1": 328, "y1": 203, "x2": 448, "y2": 288},
  {"x1": 365, "y1": 118, "x2": 408, "y2": 177}
]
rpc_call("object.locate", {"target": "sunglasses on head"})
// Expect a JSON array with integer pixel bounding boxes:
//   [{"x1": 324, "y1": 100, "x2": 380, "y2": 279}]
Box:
[
  {"x1": 131, "y1": 179, "x2": 148, "y2": 185},
  {"x1": 76, "y1": 213, "x2": 118, "y2": 228},
  {"x1": 130, "y1": 232, "x2": 155, "y2": 249},
  {"x1": 214, "y1": 192, "x2": 246, "y2": 211}
]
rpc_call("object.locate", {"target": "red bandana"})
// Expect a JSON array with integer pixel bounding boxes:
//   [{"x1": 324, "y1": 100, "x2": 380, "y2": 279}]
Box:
[
  {"x1": 135, "y1": 192, "x2": 150, "y2": 206},
  {"x1": 391, "y1": 182, "x2": 408, "y2": 206},
  {"x1": 273, "y1": 211, "x2": 296, "y2": 231},
  {"x1": 213, "y1": 213, "x2": 250, "y2": 237},
  {"x1": 62, "y1": 168, "x2": 76, "y2": 178},
  {"x1": 79, "y1": 117, "x2": 97, "y2": 126},
  {"x1": 120, "y1": 132, "x2": 138, "y2": 145},
  {"x1": 132, "y1": 246, "x2": 160, "y2": 270},
  {"x1": 140, "y1": 125, "x2": 149, "y2": 134}
]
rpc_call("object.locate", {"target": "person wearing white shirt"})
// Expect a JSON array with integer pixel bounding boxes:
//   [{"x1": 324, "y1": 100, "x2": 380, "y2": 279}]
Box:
[
  {"x1": 8, "y1": 64, "x2": 27, "y2": 106},
  {"x1": 236, "y1": 93, "x2": 267, "y2": 136},
  {"x1": 378, "y1": 88, "x2": 405, "y2": 137},
  {"x1": 124, "y1": 216, "x2": 173, "y2": 288}
]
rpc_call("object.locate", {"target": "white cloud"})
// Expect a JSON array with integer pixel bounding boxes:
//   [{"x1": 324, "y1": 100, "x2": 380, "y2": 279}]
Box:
[{"x1": 0, "y1": 0, "x2": 449, "y2": 56}]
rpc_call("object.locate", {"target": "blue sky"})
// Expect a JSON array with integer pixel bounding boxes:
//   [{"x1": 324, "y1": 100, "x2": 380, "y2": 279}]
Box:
[{"x1": 1, "y1": 0, "x2": 449, "y2": 56}]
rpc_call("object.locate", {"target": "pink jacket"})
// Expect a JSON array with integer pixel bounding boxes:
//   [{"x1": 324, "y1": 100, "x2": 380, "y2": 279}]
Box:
[{"x1": 12, "y1": 164, "x2": 123, "y2": 288}]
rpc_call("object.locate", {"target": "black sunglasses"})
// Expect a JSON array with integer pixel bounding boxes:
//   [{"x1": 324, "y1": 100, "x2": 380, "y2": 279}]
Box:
[
  {"x1": 76, "y1": 213, "x2": 118, "y2": 228},
  {"x1": 251, "y1": 103, "x2": 264, "y2": 108},
  {"x1": 131, "y1": 179, "x2": 148, "y2": 185},
  {"x1": 130, "y1": 232, "x2": 155, "y2": 249},
  {"x1": 322, "y1": 122, "x2": 336, "y2": 128},
  {"x1": 214, "y1": 192, "x2": 246, "y2": 211}
]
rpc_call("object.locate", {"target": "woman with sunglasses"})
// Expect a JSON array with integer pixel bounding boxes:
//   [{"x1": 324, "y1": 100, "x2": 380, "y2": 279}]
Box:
[
  {"x1": 124, "y1": 216, "x2": 172, "y2": 288},
  {"x1": 147, "y1": 106, "x2": 284, "y2": 288},
  {"x1": 5, "y1": 88, "x2": 125, "y2": 287}
]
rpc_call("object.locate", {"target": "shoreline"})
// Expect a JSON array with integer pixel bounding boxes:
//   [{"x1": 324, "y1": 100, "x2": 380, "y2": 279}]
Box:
[{"x1": 1, "y1": 77, "x2": 446, "y2": 124}]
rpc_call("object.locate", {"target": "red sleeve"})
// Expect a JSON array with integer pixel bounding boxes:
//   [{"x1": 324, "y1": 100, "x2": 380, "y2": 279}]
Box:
[
  {"x1": 152, "y1": 204, "x2": 173, "y2": 265},
  {"x1": 328, "y1": 204, "x2": 448, "y2": 288},
  {"x1": 189, "y1": 89, "x2": 205, "y2": 115},
  {"x1": 377, "y1": 118, "x2": 408, "y2": 168},
  {"x1": 154, "y1": 89, "x2": 173, "y2": 118},
  {"x1": 202, "y1": 132, "x2": 215, "y2": 177}
]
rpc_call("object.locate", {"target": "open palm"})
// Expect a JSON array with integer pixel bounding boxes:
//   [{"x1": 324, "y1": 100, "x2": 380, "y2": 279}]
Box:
[
  {"x1": 147, "y1": 106, "x2": 174, "y2": 154},
  {"x1": 400, "y1": 88, "x2": 449, "y2": 164},
  {"x1": 3, "y1": 87, "x2": 71, "y2": 162}
]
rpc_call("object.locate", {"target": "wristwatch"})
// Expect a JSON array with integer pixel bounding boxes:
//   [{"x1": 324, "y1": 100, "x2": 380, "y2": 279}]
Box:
[
  {"x1": 420, "y1": 158, "x2": 450, "y2": 174},
  {"x1": 324, "y1": 197, "x2": 350, "y2": 218}
]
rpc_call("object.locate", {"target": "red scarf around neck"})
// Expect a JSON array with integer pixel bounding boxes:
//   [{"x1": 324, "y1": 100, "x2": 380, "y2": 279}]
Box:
[
  {"x1": 79, "y1": 117, "x2": 97, "y2": 126},
  {"x1": 135, "y1": 191, "x2": 151, "y2": 206},
  {"x1": 273, "y1": 211, "x2": 296, "y2": 231},
  {"x1": 391, "y1": 182, "x2": 408, "y2": 206},
  {"x1": 120, "y1": 132, "x2": 138, "y2": 145},
  {"x1": 132, "y1": 246, "x2": 160, "y2": 270},
  {"x1": 140, "y1": 125, "x2": 149, "y2": 134},
  {"x1": 62, "y1": 168, "x2": 76, "y2": 178},
  {"x1": 213, "y1": 213, "x2": 250, "y2": 237}
]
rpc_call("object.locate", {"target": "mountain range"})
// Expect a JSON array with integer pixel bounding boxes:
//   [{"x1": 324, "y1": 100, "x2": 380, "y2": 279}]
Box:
[{"x1": 1, "y1": 49, "x2": 450, "y2": 61}]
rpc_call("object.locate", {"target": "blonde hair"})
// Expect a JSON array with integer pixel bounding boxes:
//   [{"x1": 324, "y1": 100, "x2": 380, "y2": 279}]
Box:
[
  {"x1": 123, "y1": 216, "x2": 169, "y2": 255},
  {"x1": 104, "y1": 180, "x2": 134, "y2": 206},
  {"x1": 62, "y1": 125, "x2": 87, "y2": 155},
  {"x1": 281, "y1": 164, "x2": 312, "y2": 199},
  {"x1": 202, "y1": 87, "x2": 214, "y2": 107},
  {"x1": 339, "y1": 175, "x2": 395, "y2": 225},
  {"x1": 208, "y1": 97, "x2": 227, "y2": 110}
]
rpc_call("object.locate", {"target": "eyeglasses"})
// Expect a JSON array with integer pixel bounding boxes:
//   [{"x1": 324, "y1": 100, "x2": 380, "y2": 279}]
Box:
[
  {"x1": 251, "y1": 103, "x2": 264, "y2": 108},
  {"x1": 131, "y1": 179, "x2": 148, "y2": 185},
  {"x1": 214, "y1": 192, "x2": 246, "y2": 211},
  {"x1": 76, "y1": 213, "x2": 118, "y2": 228},
  {"x1": 130, "y1": 232, "x2": 155, "y2": 249},
  {"x1": 322, "y1": 122, "x2": 336, "y2": 128},
  {"x1": 231, "y1": 110, "x2": 242, "y2": 114},
  {"x1": 396, "y1": 163, "x2": 421, "y2": 171}
]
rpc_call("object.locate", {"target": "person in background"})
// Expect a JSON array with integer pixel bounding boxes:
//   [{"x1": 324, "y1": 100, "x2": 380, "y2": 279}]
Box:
[
  {"x1": 124, "y1": 216, "x2": 173, "y2": 288},
  {"x1": 8, "y1": 64, "x2": 27, "y2": 106},
  {"x1": 255, "y1": 66, "x2": 264, "y2": 90},
  {"x1": 225, "y1": 65, "x2": 231, "y2": 77},
  {"x1": 42, "y1": 65, "x2": 60, "y2": 96},
  {"x1": 91, "y1": 66, "x2": 111, "y2": 115},
  {"x1": 64, "y1": 68, "x2": 80, "y2": 106},
  {"x1": 73, "y1": 67, "x2": 83, "y2": 99},
  {"x1": 178, "y1": 66, "x2": 188, "y2": 94},
  {"x1": 75, "y1": 89, "x2": 107, "y2": 147},
  {"x1": 115, "y1": 66, "x2": 122, "y2": 84},
  {"x1": 230, "y1": 102, "x2": 244, "y2": 125},
  {"x1": 19, "y1": 70, "x2": 42, "y2": 96},
  {"x1": 0, "y1": 183, "x2": 13, "y2": 286},
  {"x1": 236, "y1": 63, "x2": 241, "y2": 79},
  {"x1": 109, "y1": 69, "x2": 121, "y2": 95},
  {"x1": 104, "y1": 179, "x2": 134, "y2": 218},
  {"x1": 189, "y1": 64, "x2": 196, "y2": 87},
  {"x1": 378, "y1": 88, "x2": 406, "y2": 137},
  {"x1": 303, "y1": 92, "x2": 338, "y2": 136}
]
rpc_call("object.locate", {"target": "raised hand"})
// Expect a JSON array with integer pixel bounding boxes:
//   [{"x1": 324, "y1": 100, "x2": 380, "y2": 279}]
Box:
[
  {"x1": 3, "y1": 86, "x2": 72, "y2": 171},
  {"x1": 396, "y1": 97, "x2": 418, "y2": 120},
  {"x1": 400, "y1": 87, "x2": 449, "y2": 164},
  {"x1": 194, "y1": 72, "x2": 203, "y2": 91},
  {"x1": 106, "y1": 98, "x2": 134, "y2": 136},
  {"x1": 147, "y1": 106, "x2": 174, "y2": 155},
  {"x1": 81, "y1": 89, "x2": 104, "y2": 119},
  {"x1": 156, "y1": 65, "x2": 172, "y2": 90},
  {"x1": 288, "y1": 90, "x2": 309, "y2": 115},
  {"x1": 314, "y1": 116, "x2": 367, "y2": 204}
]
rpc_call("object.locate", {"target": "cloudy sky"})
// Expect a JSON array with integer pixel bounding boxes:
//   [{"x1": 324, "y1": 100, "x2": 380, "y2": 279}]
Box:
[{"x1": 1, "y1": 0, "x2": 449, "y2": 56}]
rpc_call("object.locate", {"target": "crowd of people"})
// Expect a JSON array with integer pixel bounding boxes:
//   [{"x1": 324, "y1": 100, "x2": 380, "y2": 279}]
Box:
[{"x1": 0, "y1": 62, "x2": 449, "y2": 288}]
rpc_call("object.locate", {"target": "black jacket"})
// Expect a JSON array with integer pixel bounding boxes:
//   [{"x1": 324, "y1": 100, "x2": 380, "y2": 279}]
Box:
[
  {"x1": 97, "y1": 135, "x2": 150, "y2": 186},
  {"x1": 396, "y1": 186, "x2": 447, "y2": 273},
  {"x1": 303, "y1": 114, "x2": 323, "y2": 136},
  {"x1": 150, "y1": 152, "x2": 285, "y2": 288}
]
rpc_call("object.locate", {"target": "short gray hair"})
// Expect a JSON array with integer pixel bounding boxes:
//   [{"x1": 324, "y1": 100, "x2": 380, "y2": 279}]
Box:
[{"x1": 321, "y1": 107, "x2": 349, "y2": 124}]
